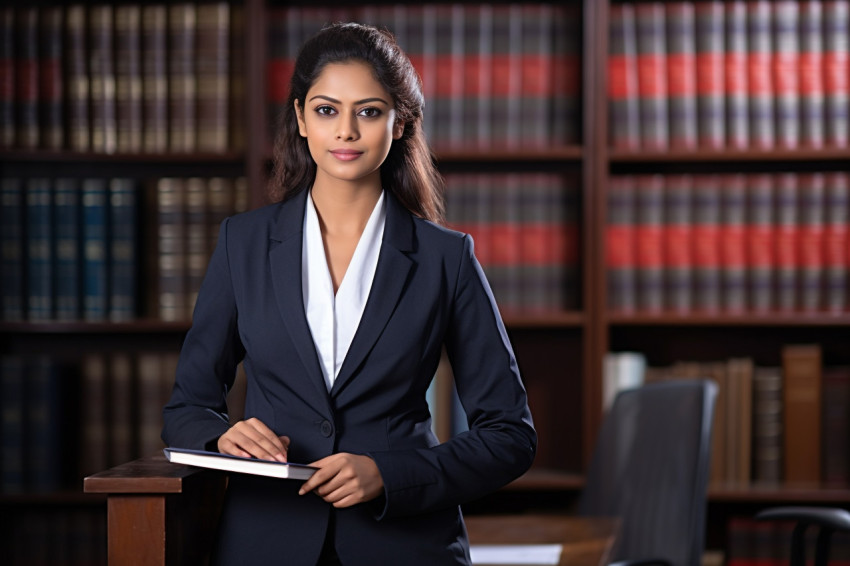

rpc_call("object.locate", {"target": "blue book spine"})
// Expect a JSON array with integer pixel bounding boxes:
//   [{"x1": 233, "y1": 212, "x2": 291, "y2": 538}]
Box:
[
  {"x1": 54, "y1": 178, "x2": 81, "y2": 320},
  {"x1": 82, "y1": 179, "x2": 109, "y2": 321},
  {"x1": 1, "y1": 355, "x2": 25, "y2": 493},
  {"x1": 109, "y1": 178, "x2": 138, "y2": 321},
  {"x1": 1, "y1": 178, "x2": 24, "y2": 321},
  {"x1": 26, "y1": 178, "x2": 54, "y2": 321}
]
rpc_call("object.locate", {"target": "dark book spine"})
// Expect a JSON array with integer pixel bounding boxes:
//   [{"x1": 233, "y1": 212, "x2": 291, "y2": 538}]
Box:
[
  {"x1": 824, "y1": 1, "x2": 850, "y2": 147},
  {"x1": 141, "y1": 5, "x2": 167, "y2": 153},
  {"x1": 89, "y1": 5, "x2": 117, "y2": 154},
  {"x1": 228, "y1": 4, "x2": 245, "y2": 152},
  {"x1": 115, "y1": 4, "x2": 143, "y2": 153},
  {"x1": 694, "y1": 1, "x2": 725, "y2": 149},
  {"x1": 26, "y1": 178, "x2": 53, "y2": 321},
  {"x1": 463, "y1": 5, "x2": 493, "y2": 150},
  {"x1": 39, "y1": 6, "x2": 63, "y2": 150},
  {"x1": 0, "y1": 178, "x2": 24, "y2": 321},
  {"x1": 774, "y1": 172, "x2": 799, "y2": 311},
  {"x1": 822, "y1": 366, "x2": 850, "y2": 486},
  {"x1": 1, "y1": 355, "x2": 25, "y2": 493},
  {"x1": 489, "y1": 174, "x2": 522, "y2": 310},
  {"x1": 557, "y1": 174, "x2": 581, "y2": 311},
  {"x1": 635, "y1": 3, "x2": 669, "y2": 150},
  {"x1": 108, "y1": 179, "x2": 138, "y2": 322},
  {"x1": 607, "y1": 175, "x2": 637, "y2": 313},
  {"x1": 664, "y1": 174, "x2": 693, "y2": 313},
  {"x1": 156, "y1": 177, "x2": 186, "y2": 321},
  {"x1": 799, "y1": 173, "x2": 826, "y2": 312},
  {"x1": 752, "y1": 366, "x2": 783, "y2": 484},
  {"x1": 551, "y1": 3, "x2": 581, "y2": 145},
  {"x1": 520, "y1": 4, "x2": 553, "y2": 149},
  {"x1": 748, "y1": 1, "x2": 775, "y2": 149},
  {"x1": 54, "y1": 178, "x2": 80, "y2": 321},
  {"x1": 206, "y1": 177, "x2": 234, "y2": 252},
  {"x1": 825, "y1": 172, "x2": 849, "y2": 311},
  {"x1": 66, "y1": 4, "x2": 89, "y2": 152},
  {"x1": 693, "y1": 174, "x2": 721, "y2": 312},
  {"x1": 490, "y1": 5, "x2": 522, "y2": 150},
  {"x1": 519, "y1": 173, "x2": 549, "y2": 311},
  {"x1": 196, "y1": 3, "x2": 230, "y2": 153},
  {"x1": 666, "y1": 2, "x2": 698, "y2": 150},
  {"x1": 747, "y1": 173, "x2": 776, "y2": 312},
  {"x1": 26, "y1": 356, "x2": 64, "y2": 492},
  {"x1": 720, "y1": 173, "x2": 748, "y2": 313},
  {"x1": 772, "y1": 1, "x2": 801, "y2": 150},
  {"x1": 608, "y1": 4, "x2": 640, "y2": 150},
  {"x1": 799, "y1": 0, "x2": 825, "y2": 148},
  {"x1": 82, "y1": 179, "x2": 108, "y2": 321},
  {"x1": 636, "y1": 174, "x2": 665, "y2": 312},
  {"x1": 16, "y1": 7, "x2": 39, "y2": 149},
  {"x1": 168, "y1": 3, "x2": 197, "y2": 153},
  {"x1": 0, "y1": 7, "x2": 13, "y2": 148},
  {"x1": 725, "y1": 0, "x2": 750, "y2": 148},
  {"x1": 185, "y1": 177, "x2": 207, "y2": 318}
]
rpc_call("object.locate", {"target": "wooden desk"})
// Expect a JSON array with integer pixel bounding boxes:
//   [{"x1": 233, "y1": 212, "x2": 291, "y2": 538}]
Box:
[
  {"x1": 85, "y1": 455, "x2": 617, "y2": 566},
  {"x1": 465, "y1": 515, "x2": 619, "y2": 566}
]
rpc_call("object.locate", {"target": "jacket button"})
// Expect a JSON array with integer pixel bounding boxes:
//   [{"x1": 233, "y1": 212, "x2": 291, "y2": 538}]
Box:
[{"x1": 320, "y1": 420, "x2": 333, "y2": 437}]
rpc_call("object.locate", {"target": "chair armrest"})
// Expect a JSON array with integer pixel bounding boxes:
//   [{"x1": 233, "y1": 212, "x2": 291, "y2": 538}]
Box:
[
  {"x1": 84, "y1": 454, "x2": 227, "y2": 566},
  {"x1": 756, "y1": 507, "x2": 850, "y2": 532}
]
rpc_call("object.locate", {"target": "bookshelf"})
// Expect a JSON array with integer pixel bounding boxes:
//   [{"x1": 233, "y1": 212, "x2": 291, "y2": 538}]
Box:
[{"x1": 2, "y1": 0, "x2": 850, "y2": 564}]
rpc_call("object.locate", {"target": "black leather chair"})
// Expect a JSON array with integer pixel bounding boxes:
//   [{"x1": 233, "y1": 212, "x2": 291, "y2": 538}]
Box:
[
  {"x1": 579, "y1": 379, "x2": 718, "y2": 566},
  {"x1": 755, "y1": 507, "x2": 850, "y2": 566}
]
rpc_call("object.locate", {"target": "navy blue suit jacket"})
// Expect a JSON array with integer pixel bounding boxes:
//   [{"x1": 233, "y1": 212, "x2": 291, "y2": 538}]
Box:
[{"x1": 162, "y1": 188, "x2": 536, "y2": 565}]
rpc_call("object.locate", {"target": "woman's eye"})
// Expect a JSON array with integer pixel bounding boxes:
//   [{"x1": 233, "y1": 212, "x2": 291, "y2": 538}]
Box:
[
  {"x1": 358, "y1": 107, "x2": 381, "y2": 118},
  {"x1": 316, "y1": 105, "x2": 336, "y2": 116}
]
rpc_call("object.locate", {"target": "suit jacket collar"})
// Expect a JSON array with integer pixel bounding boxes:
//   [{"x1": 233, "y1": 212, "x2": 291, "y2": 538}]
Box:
[{"x1": 268, "y1": 189, "x2": 415, "y2": 411}]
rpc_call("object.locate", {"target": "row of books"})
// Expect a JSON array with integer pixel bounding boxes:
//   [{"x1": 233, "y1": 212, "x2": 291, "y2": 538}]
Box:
[
  {"x1": 607, "y1": 172, "x2": 850, "y2": 314},
  {"x1": 444, "y1": 172, "x2": 580, "y2": 312},
  {"x1": 268, "y1": 3, "x2": 581, "y2": 151},
  {"x1": 4, "y1": 506, "x2": 105, "y2": 566},
  {"x1": 726, "y1": 516, "x2": 850, "y2": 566},
  {"x1": 0, "y1": 175, "x2": 247, "y2": 323},
  {"x1": 604, "y1": 344, "x2": 849, "y2": 487},
  {"x1": 609, "y1": 1, "x2": 850, "y2": 151},
  {"x1": 0, "y1": 3, "x2": 244, "y2": 153}
]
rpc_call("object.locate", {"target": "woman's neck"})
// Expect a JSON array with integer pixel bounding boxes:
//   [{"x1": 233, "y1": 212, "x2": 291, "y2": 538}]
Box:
[{"x1": 310, "y1": 179, "x2": 382, "y2": 239}]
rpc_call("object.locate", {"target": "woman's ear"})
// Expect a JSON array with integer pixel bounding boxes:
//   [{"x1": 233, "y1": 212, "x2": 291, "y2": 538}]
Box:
[
  {"x1": 392, "y1": 119, "x2": 404, "y2": 140},
  {"x1": 295, "y1": 99, "x2": 307, "y2": 137}
]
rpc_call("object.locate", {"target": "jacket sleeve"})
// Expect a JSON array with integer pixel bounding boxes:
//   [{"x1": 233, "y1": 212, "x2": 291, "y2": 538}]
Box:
[
  {"x1": 369, "y1": 234, "x2": 537, "y2": 519},
  {"x1": 161, "y1": 217, "x2": 245, "y2": 450}
]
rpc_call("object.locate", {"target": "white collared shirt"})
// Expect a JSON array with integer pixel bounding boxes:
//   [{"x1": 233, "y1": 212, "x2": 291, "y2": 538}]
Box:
[{"x1": 302, "y1": 190, "x2": 386, "y2": 391}]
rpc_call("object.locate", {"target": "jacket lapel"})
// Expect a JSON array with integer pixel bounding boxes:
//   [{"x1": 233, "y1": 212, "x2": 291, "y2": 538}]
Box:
[
  {"x1": 331, "y1": 191, "x2": 415, "y2": 396},
  {"x1": 268, "y1": 189, "x2": 333, "y2": 413}
]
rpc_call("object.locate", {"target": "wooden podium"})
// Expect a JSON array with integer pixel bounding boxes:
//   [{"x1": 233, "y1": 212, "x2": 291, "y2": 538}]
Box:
[{"x1": 85, "y1": 454, "x2": 617, "y2": 566}]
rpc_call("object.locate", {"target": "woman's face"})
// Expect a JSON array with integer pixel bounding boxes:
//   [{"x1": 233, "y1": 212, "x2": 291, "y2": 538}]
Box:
[{"x1": 295, "y1": 61, "x2": 403, "y2": 189}]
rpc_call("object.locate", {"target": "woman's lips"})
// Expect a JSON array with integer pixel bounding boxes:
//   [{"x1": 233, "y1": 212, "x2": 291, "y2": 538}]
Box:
[{"x1": 330, "y1": 149, "x2": 363, "y2": 161}]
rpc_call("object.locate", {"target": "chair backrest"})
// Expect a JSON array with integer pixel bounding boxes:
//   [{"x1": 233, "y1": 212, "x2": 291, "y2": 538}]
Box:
[{"x1": 579, "y1": 379, "x2": 718, "y2": 566}]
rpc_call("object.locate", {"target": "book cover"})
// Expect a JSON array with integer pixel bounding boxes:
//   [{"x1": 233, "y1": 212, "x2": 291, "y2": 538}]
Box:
[
  {"x1": 824, "y1": 0, "x2": 849, "y2": 147},
  {"x1": 608, "y1": 3, "x2": 640, "y2": 150},
  {"x1": 799, "y1": 0, "x2": 825, "y2": 148},
  {"x1": 54, "y1": 178, "x2": 81, "y2": 321},
  {"x1": 141, "y1": 5, "x2": 168, "y2": 153},
  {"x1": 1, "y1": 178, "x2": 24, "y2": 321},
  {"x1": 725, "y1": 0, "x2": 749, "y2": 149},
  {"x1": 694, "y1": 1, "x2": 725, "y2": 149},
  {"x1": 667, "y1": 2, "x2": 698, "y2": 150},
  {"x1": 115, "y1": 4, "x2": 143, "y2": 153},
  {"x1": 781, "y1": 344, "x2": 822, "y2": 484},
  {"x1": 635, "y1": 3, "x2": 669, "y2": 150},
  {"x1": 164, "y1": 448, "x2": 316, "y2": 481}
]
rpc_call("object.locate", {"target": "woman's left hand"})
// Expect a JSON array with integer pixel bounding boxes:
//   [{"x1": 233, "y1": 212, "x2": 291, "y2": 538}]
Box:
[{"x1": 298, "y1": 453, "x2": 384, "y2": 508}]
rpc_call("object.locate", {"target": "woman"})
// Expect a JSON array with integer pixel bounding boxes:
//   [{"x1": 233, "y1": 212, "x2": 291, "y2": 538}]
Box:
[{"x1": 162, "y1": 22, "x2": 536, "y2": 565}]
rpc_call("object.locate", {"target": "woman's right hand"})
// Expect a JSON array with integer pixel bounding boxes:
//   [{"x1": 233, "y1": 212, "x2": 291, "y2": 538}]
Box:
[{"x1": 217, "y1": 417, "x2": 290, "y2": 462}]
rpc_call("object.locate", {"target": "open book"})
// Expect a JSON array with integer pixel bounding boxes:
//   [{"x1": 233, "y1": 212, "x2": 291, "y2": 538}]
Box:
[{"x1": 164, "y1": 448, "x2": 317, "y2": 480}]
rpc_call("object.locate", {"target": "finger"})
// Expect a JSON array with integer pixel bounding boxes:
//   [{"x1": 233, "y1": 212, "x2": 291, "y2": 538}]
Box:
[
  {"x1": 217, "y1": 437, "x2": 252, "y2": 459},
  {"x1": 227, "y1": 426, "x2": 287, "y2": 462},
  {"x1": 245, "y1": 419, "x2": 289, "y2": 461},
  {"x1": 299, "y1": 460, "x2": 342, "y2": 495}
]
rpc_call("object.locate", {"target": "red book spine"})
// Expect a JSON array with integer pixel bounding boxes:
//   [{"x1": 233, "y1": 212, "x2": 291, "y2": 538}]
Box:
[
  {"x1": 695, "y1": 1, "x2": 725, "y2": 149},
  {"x1": 519, "y1": 173, "x2": 550, "y2": 311},
  {"x1": 470, "y1": 174, "x2": 492, "y2": 270},
  {"x1": 825, "y1": 172, "x2": 849, "y2": 311},
  {"x1": 721, "y1": 174, "x2": 748, "y2": 313},
  {"x1": 489, "y1": 174, "x2": 522, "y2": 310},
  {"x1": 664, "y1": 174, "x2": 693, "y2": 313},
  {"x1": 774, "y1": 172, "x2": 800, "y2": 311},
  {"x1": 799, "y1": 0, "x2": 825, "y2": 148},
  {"x1": 824, "y1": 1, "x2": 850, "y2": 147},
  {"x1": 772, "y1": 1, "x2": 801, "y2": 150},
  {"x1": 607, "y1": 175, "x2": 637, "y2": 313},
  {"x1": 463, "y1": 5, "x2": 492, "y2": 150},
  {"x1": 666, "y1": 2, "x2": 698, "y2": 150},
  {"x1": 725, "y1": 1, "x2": 749, "y2": 148},
  {"x1": 693, "y1": 175, "x2": 721, "y2": 312},
  {"x1": 0, "y1": 8, "x2": 13, "y2": 148},
  {"x1": 636, "y1": 174, "x2": 665, "y2": 312},
  {"x1": 747, "y1": 1, "x2": 775, "y2": 149},
  {"x1": 747, "y1": 174, "x2": 776, "y2": 312},
  {"x1": 39, "y1": 6, "x2": 63, "y2": 150},
  {"x1": 635, "y1": 3, "x2": 669, "y2": 150},
  {"x1": 799, "y1": 173, "x2": 826, "y2": 312},
  {"x1": 520, "y1": 4, "x2": 553, "y2": 149},
  {"x1": 608, "y1": 4, "x2": 640, "y2": 150},
  {"x1": 16, "y1": 7, "x2": 39, "y2": 149},
  {"x1": 490, "y1": 5, "x2": 522, "y2": 150}
]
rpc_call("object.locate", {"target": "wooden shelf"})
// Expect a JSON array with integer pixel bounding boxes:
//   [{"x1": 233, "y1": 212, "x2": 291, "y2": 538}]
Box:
[
  {"x1": 502, "y1": 311, "x2": 585, "y2": 328},
  {"x1": 0, "y1": 150, "x2": 245, "y2": 164},
  {"x1": 609, "y1": 147, "x2": 850, "y2": 163},
  {"x1": 606, "y1": 312, "x2": 850, "y2": 327},
  {"x1": 0, "y1": 320, "x2": 192, "y2": 334},
  {"x1": 0, "y1": 491, "x2": 106, "y2": 506},
  {"x1": 708, "y1": 482, "x2": 850, "y2": 504}
]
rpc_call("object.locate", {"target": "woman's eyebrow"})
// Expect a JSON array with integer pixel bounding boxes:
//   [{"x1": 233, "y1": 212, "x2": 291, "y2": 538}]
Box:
[{"x1": 308, "y1": 95, "x2": 390, "y2": 105}]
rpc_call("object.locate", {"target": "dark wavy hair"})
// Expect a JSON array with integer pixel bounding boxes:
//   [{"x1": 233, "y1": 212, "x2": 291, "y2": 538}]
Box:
[{"x1": 268, "y1": 22, "x2": 445, "y2": 224}]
